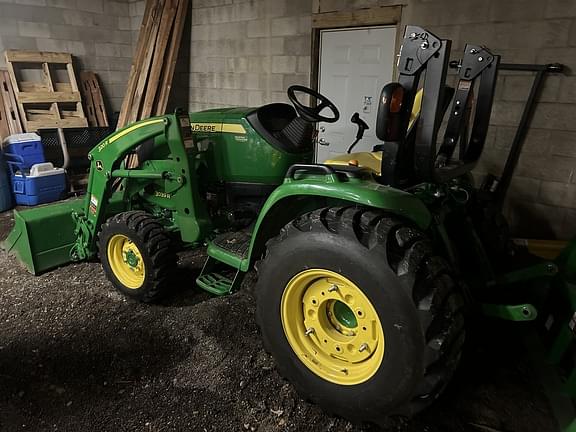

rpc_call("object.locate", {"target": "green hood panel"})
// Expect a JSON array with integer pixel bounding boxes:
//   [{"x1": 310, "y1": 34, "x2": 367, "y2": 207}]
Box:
[{"x1": 188, "y1": 108, "x2": 312, "y2": 185}]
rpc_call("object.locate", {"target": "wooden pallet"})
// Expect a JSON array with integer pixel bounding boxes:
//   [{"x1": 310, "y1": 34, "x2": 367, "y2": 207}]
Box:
[
  {"x1": 4, "y1": 50, "x2": 88, "y2": 132},
  {"x1": 0, "y1": 70, "x2": 23, "y2": 141},
  {"x1": 79, "y1": 71, "x2": 109, "y2": 127},
  {"x1": 117, "y1": 0, "x2": 189, "y2": 130}
]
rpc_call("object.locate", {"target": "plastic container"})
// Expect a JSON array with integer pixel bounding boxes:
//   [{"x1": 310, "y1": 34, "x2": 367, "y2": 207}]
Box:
[
  {"x1": 11, "y1": 162, "x2": 65, "y2": 206},
  {"x1": 0, "y1": 151, "x2": 13, "y2": 212},
  {"x1": 38, "y1": 127, "x2": 112, "y2": 170},
  {"x1": 2, "y1": 133, "x2": 45, "y2": 170}
]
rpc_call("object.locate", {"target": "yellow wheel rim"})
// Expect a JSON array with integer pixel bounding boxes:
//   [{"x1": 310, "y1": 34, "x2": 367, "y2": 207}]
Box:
[
  {"x1": 106, "y1": 234, "x2": 145, "y2": 289},
  {"x1": 281, "y1": 269, "x2": 385, "y2": 385}
]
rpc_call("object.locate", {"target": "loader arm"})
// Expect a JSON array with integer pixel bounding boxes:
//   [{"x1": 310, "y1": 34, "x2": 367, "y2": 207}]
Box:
[
  {"x1": 3, "y1": 113, "x2": 210, "y2": 275},
  {"x1": 72, "y1": 113, "x2": 210, "y2": 261}
]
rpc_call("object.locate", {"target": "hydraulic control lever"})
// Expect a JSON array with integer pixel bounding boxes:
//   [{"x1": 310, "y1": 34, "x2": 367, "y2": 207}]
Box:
[{"x1": 347, "y1": 112, "x2": 370, "y2": 153}]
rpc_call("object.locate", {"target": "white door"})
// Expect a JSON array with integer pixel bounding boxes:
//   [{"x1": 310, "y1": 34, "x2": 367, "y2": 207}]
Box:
[{"x1": 317, "y1": 26, "x2": 397, "y2": 162}]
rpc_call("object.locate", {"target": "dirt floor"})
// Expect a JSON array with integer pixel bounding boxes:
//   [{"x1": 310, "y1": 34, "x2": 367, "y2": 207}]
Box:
[{"x1": 0, "y1": 209, "x2": 561, "y2": 432}]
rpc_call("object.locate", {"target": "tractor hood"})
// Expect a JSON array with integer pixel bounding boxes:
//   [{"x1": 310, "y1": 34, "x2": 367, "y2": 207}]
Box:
[{"x1": 188, "y1": 107, "x2": 313, "y2": 185}]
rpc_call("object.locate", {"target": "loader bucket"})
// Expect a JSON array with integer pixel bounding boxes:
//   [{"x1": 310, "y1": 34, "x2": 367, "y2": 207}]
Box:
[{"x1": 2, "y1": 198, "x2": 85, "y2": 275}]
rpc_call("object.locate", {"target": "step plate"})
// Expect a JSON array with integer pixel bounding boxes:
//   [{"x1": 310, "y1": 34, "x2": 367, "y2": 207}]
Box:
[
  {"x1": 196, "y1": 272, "x2": 234, "y2": 296},
  {"x1": 212, "y1": 230, "x2": 251, "y2": 259}
]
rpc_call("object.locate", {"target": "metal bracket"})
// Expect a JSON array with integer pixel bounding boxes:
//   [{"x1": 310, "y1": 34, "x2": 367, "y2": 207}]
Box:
[
  {"x1": 398, "y1": 26, "x2": 442, "y2": 75},
  {"x1": 489, "y1": 261, "x2": 559, "y2": 287},
  {"x1": 459, "y1": 44, "x2": 495, "y2": 80},
  {"x1": 437, "y1": 44, "x2": 498, "y2": 166},
  {"x1": 481, "y1": 303, "x2": 538, "y2": 321}
]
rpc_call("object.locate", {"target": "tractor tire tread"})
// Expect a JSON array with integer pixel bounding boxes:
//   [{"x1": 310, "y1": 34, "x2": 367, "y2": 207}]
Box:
[
  {"x1": 98, "y1": 211, "x2": 175, "y2": 303},
  {"x1": 256, "y1": 205, "x2": 464, "y2": 422}
]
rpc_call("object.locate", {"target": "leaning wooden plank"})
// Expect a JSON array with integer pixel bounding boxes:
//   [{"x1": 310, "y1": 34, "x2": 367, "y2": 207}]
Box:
[
  {"x1": 127, "y1": 0, "x2": 164, "y2": 125},
  {"x1": 85, "y1": 72, "x2": 109, "y2": 127},
  {"x1": 4, "y1": 59, "x2": 26, "y2": 128},
  {"x1": 0, "y1": 91, "x2": 10, "y2": 141},
  {"x1": 117, "y1": 0, "x2": 157, "y2": 129},
  {"x1": 80, "y1": 72, "x2": 99, "y2": 127},
  {"x1": 155, "y1": 0, "x2": 189, "y2": 116},
  {"x1": 121, "y1": 0, "x2": 163, "y2": 168},
  {"x1": 5, "y1": 50, "x2": 71, "y2": 64},
  {"x1": 140, "y1": 0, "x2": 178, "y2": 118},
  {"x1": 0, "y1": 71, "x2": 23, "y2": 134},
  {"x1": 117, "y1": 0, "x2": 156, "y2": 129}
]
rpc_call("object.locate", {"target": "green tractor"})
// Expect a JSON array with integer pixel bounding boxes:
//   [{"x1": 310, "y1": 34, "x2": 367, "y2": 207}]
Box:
[{"x1": 3, "y1": 25, "x2": 576, "y2": 427}]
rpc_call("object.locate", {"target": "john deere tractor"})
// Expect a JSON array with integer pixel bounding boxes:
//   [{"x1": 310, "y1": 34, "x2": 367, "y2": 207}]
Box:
[{"x1": 4, "y1": 26, "x2": 576, "y2": 427}]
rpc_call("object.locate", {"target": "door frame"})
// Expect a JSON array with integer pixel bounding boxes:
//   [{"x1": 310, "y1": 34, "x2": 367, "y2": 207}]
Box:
[{"x1": 310, "y1": 5, "x2": 403, "y2": 93}]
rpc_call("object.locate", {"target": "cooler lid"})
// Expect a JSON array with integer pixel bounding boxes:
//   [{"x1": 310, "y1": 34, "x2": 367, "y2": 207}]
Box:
[{"x1": 2, "y1": 133, "x2": 42, "y2": 147}]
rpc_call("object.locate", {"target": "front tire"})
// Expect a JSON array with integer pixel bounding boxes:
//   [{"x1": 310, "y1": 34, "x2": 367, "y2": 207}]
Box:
[
  {"x1": 98, "y1": 211, "x2": 175, "y2": 303},
  {"x1": 255, "y1": 206, "x2": 464, "y2": 424}
]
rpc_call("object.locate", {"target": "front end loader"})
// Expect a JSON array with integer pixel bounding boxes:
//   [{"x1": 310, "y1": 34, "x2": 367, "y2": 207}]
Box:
[{"x1": 3, "y1": 25, "x2": 576, "y2": 429}]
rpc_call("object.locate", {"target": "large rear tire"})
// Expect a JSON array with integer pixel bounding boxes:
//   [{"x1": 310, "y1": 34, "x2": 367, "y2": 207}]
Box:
[
  {"x1": 255, "y1": 206, "x2": 464, "y2": 424},
  {"x1": 98, "y1": 211, "x2": 175, "y2": 303}
]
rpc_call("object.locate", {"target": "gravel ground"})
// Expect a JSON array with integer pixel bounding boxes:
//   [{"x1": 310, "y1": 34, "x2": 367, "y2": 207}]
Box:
[{"x1": 0, "y1": 209, "x2": 559, "y2": 432}]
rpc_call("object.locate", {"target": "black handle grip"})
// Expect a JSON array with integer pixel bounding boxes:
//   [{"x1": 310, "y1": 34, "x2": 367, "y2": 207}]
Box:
[
  {"x1": 285, "y1": 164, "x2": 335, "y2": 179},
  {"x1": 351, "y1": 112, "x2": 369, "y2": 130},
  {"x1": 546, "y1": 63, "x2": 564, "y2": 73}
]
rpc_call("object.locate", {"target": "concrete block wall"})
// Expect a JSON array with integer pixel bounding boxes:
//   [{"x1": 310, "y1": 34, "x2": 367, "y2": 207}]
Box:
[
  {"x1": 187, "y1": 0, "x2": 311, "y2": 112},
  {"x1": 0, "y1": 0, "x2": 134, "y2": 112}
]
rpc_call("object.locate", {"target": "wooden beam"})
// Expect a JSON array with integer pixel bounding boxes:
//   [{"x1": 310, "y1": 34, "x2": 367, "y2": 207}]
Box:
[
  {"x1": 42, "y1": 62, "x2": 61, "y2": 122},
  {"x1": 141, "y1": 0, "x2": 178, "y2": 118},
  {"x1": 5, "y1": 50, "x2": 72, "y2": 64},
  {"x1": 0, "y1": 90, "x2": 10, "y2": 141},
  {"x1": 127, "y1": 0, "x2": 164, "y2": 124},
  {"x1": 155, "y1": 0, "x2": 189, "y2": 116},
  {"x1": 17, "y1": 92, "x2": 81, "y2": 103},
  {"x1": 312, "y1": 6, "x2": 402, "y2": 29},
  {"x1": 117, "y1": 0, "x2": 158, "y2": 129},
  {"x1": 0, "y1": 71, "x2": 22, "y2": 134},
  {"x1": 26, "y1": 117, "x2": 87, "y2": 130}
]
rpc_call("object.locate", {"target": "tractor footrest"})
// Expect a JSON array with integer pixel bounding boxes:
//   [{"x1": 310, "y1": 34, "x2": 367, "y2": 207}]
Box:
[
  {"x1": 212, "y1": 230, "x2": 251, "y2": 259},
  {"x1": 195, "y1": 256, "x2": 244, "y2": 295},
  {"x1": 196, "y1": 271, "x2": 235, "y2": 295}
]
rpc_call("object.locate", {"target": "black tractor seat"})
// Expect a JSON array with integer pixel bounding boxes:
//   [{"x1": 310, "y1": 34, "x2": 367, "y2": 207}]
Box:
[{"x1": 246, "y1": 103, "x2": 314, "y2": 154}]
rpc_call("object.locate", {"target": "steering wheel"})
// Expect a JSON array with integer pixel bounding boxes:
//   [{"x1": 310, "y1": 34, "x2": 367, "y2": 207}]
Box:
[{"x1": 287, "y1": 85, "x2": 340, "y2": 123}]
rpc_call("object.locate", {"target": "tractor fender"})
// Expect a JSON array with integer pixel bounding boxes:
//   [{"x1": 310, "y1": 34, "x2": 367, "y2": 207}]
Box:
[{"x1": 240, "y1": 178, "x2": 432, "y2": 271}]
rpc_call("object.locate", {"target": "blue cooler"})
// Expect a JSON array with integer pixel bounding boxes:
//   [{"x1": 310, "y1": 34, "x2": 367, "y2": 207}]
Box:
[
  {"x1": 10, "y1": 162, "x2": 66, "y2": 206},
  {"x1": 2, "y1": 133, "x2": 45, "y2": 169}
]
